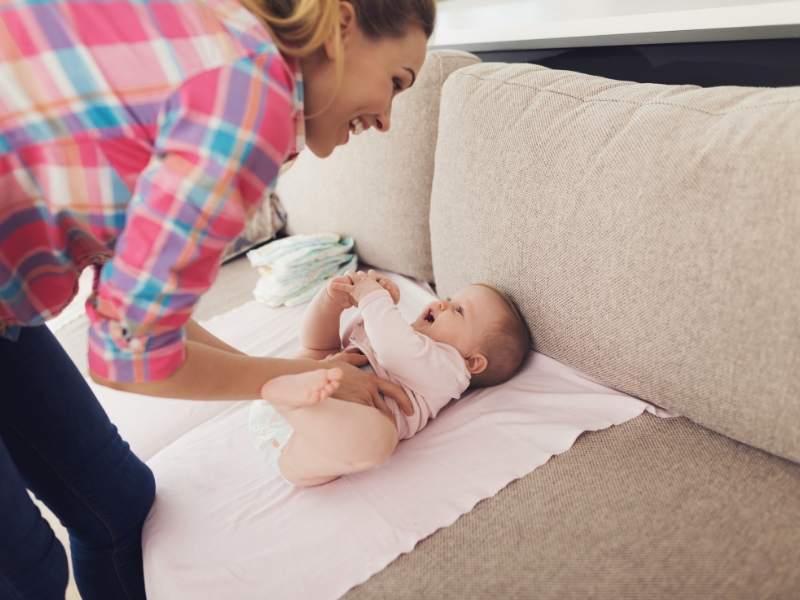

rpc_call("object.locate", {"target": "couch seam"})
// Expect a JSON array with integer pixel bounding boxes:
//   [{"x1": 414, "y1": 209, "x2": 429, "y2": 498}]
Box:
[
  {"x1": 450, "y1": 71, "x2": 800, "y2": 116},
  {"x1": 436, "y1": 54, "x2": 480, "y2": 85}
]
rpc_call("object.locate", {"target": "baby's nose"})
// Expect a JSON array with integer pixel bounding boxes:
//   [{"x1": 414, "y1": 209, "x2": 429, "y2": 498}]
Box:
[{"x1": 439, "y1": 300, "x2": 449, "y2": 311}]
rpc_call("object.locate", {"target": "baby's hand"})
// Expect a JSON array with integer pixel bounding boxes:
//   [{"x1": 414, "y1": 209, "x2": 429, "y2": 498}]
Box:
[
  {"x1": 366, "y1": 270, "x2": 400, "y2": 304},
  {"x1": 326, "y1": 274, "x2": 357, "y2": 309},
  {"x1": 329, "y1": 270, "x2": 384, "y2": 304}
]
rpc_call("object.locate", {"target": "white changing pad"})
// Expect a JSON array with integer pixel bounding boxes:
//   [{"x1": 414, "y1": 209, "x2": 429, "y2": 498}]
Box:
[{"x1": 93, "y1": 273, "x2": 668, "y2": 599}]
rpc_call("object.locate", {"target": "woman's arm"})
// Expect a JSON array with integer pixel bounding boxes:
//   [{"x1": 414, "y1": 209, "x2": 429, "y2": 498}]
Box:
[
  {"x1": 86, "y1": 54, "x2": 302, "y2": 397},
  {"x1": 185, "y1": 318, "x2": 245, "y2": 355},
  {"x1": 92, "y1": 343, "x2": 318, "y2": 400},
  {"x1": 92, "y1": 341, "x2": 415, "y2": 415}
]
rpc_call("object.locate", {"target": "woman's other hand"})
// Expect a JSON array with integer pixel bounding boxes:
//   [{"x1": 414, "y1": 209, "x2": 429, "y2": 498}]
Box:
[{"x1": 322, "y1": 351, "x2": 414, "y2": 418}]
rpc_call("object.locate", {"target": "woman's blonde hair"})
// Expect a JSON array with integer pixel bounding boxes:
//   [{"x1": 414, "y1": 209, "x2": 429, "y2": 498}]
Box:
[{"x1": 240, "y1": 0, "x2": 436, "y2": 84}]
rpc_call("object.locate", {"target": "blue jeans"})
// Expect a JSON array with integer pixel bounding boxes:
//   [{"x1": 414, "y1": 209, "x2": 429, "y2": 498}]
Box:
[{"x1": 0, "y1": 326, "x2": 155, "y2": 599}]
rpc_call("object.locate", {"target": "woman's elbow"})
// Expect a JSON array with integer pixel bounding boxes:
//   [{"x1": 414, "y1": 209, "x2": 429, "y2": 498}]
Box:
[{"x1": 89, "y1": 370, "x2": 137, "y2": 394}]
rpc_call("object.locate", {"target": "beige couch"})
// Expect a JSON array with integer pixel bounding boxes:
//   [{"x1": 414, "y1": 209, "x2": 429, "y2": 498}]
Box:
[{"x1": 277, "y1": 50, "x2": 800, "y2": 598}]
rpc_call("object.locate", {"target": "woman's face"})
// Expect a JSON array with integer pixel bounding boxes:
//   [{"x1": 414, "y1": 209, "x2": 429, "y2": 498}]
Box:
[{"x1": 300, "y1": 4, "x2": 428, "y2": 158}]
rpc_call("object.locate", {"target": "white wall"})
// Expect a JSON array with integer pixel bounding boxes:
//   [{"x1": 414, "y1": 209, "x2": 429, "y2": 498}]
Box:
[{"x1": 430, "y1": 0, "x2": 800, "y2": 50}]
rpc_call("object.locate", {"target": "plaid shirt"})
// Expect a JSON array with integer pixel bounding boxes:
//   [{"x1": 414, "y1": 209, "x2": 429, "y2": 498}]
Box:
[{"x1": 0, "y1": 0, "x2": 304, "y2": 382}]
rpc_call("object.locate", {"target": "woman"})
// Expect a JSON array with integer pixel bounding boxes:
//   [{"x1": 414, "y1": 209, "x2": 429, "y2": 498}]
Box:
[{"x1": 0, "y1": 0, "x2": 433, "y2": 597}]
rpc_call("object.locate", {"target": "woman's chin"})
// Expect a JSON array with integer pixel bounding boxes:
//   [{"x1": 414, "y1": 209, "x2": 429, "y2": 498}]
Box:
[{"x1": 305, "y1": 135, "x2": 338, "y2": 159}]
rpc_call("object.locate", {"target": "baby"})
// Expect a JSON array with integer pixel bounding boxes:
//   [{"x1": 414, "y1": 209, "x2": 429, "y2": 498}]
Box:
[{"x1": 249, "y1": 270, "x2": 530, "y2": 487}]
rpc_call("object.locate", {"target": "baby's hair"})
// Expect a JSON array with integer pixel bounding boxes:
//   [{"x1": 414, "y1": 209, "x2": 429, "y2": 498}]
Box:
[{"x1": 470, "y1": 284, "x2": 531, "y2": 388}]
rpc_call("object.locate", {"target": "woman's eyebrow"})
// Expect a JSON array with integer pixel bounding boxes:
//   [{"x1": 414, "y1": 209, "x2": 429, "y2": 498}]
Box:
[{"x1": 404, "y1": 67, "x2": 417, "y2": 86}]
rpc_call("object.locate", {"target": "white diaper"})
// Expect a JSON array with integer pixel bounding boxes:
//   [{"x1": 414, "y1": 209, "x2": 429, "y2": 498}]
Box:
[{"x1": 248, "y1": 400, "x2": 295, "y2": 471}]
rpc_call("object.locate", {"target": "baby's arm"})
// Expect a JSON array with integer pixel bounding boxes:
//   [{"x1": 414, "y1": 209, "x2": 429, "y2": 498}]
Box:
[
  {"x1": 359, "y1": 292, "x2": 436, "y2": 376},
  {"x1": 359, "y1": 291, "x2": 469, "y2": 399},
  {"x1": 298, "y1": 276, "x2": 353, "y2": 359},
  {"x1": 329, "y1": 273, "x2": 440, "y2": 383}
]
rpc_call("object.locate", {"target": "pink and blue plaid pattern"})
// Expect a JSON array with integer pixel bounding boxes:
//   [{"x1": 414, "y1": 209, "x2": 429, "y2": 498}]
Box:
[{"x1": 0, "y1": 0, "x2": 304, "y2": 382}]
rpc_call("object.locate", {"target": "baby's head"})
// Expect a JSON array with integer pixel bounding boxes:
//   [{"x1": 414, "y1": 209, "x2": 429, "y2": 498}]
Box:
[{"x1": 412, "y1": 284, "x2": 530, "y2": 388}]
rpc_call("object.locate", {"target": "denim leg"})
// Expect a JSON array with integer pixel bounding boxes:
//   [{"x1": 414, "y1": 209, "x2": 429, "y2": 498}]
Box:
[
  {"x1": 0, "y1": 326, "x2": 156, "y2": 600},
  {"x1": 0, "y1": 436, "x2": 69, "y2": 599}
]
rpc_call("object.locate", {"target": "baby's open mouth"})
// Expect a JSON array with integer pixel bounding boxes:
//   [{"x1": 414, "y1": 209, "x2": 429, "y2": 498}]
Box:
[{"x1": 425, "y1": 309, "x2": 435, "y2": 323}]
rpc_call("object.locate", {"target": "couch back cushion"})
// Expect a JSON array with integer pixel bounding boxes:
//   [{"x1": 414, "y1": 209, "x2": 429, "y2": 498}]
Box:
[
  {"x1": 277, "y1": 50, "x2": 480, "y2": 282},
  {"x1": 430, "y1": 63, "x2": 800, "y2": 462}
]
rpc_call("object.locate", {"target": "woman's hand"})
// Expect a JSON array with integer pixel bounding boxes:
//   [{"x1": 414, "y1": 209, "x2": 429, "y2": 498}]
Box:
[{"x1": 322, "y1": 351, "x2": 414, "y2": 418}]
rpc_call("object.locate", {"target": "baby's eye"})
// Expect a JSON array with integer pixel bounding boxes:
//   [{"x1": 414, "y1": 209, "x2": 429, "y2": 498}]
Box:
[
  {"x1": 456, "y1": 306, "x2": 464, "y2": 315},
  {"x1": 392, "y1": 77, "x2": 403, "y2": 92}
]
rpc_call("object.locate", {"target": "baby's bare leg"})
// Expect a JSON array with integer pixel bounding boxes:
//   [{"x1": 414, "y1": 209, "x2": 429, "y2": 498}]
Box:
[
  {"x1": 300, "y1": 286, "x2": 347, "y2": 356},
  {"x1": 261, "y1": 370, "x2": 399, "y2": 487}
]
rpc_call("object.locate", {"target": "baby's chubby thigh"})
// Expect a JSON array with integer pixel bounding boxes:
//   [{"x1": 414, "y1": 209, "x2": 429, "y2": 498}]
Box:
[{"x1": 280, "y1": 394, "x2": 400, "y2": 475}]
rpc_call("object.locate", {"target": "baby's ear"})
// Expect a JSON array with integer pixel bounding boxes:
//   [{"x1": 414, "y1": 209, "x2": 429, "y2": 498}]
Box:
[{"x1": 466, "y1": 353, "x2": 488, "y2": 375}]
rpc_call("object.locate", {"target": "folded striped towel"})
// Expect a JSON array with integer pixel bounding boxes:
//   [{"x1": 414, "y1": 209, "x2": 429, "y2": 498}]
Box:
[{"x1": 247, "y1": 234, "x2": 357, "y2": 307}]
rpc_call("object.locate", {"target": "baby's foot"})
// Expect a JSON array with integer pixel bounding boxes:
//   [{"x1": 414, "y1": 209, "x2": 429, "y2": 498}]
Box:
[{"x1": 261, "y1": 368, "x2": 343, "y2": 410}]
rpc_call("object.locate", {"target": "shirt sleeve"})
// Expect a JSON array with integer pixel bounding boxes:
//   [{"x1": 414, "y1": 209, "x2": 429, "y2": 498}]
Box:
[
  {"x1": 87, "y1": 52, "x2": 298, "y2": 382},
  {"x1": 358, "y1": 290, "x2": 471, "y2": 401}
]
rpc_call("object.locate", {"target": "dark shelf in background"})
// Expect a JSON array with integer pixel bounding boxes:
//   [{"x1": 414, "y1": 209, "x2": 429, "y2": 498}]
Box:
[{"x1": 476, "y1": 38, "x2": 800, "y2": 87}]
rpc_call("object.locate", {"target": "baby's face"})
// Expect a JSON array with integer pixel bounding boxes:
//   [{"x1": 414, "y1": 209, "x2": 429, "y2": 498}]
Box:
[{"x1": 412, "y1": 285, "x2": 508, "y2": 357}]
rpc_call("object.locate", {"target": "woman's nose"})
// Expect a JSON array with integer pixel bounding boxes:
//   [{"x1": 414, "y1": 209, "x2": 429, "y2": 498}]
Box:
[{"x1": 375, "y1": 109, "x2": 392, "y2": 132}]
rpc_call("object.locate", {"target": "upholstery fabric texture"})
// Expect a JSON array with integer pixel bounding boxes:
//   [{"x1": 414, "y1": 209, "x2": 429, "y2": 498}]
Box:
[
  {"x1": 346, "y1": 413, "x2": 800, "y2": 600},
  {"x1": 278, "y1": 50, "x2": 480, "y2": 281},
  {"x1": 429, "y1": 63, "x2": 800, "y2": 463}
]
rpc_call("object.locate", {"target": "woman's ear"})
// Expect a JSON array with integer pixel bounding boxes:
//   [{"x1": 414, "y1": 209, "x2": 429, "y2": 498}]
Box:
[
  {"x1": 466, "y1": 353, "x2": 488, "y2": 375},
  {"x1": 324, "y1": 1, "x2": 357, "y2": 59}
]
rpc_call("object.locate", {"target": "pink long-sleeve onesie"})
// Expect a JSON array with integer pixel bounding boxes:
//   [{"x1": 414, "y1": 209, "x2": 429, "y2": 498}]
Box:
[{"x1": 342, "y1": 290, "x2": 471, "y2": 440}]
